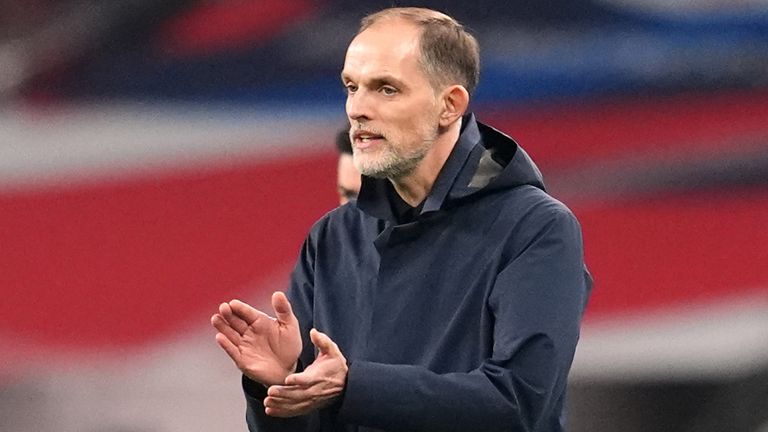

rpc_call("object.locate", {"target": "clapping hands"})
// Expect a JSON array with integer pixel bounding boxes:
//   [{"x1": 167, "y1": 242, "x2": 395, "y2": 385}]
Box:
[{"x1": 212, "y1": 292, "x2": 348, "y2": 417}]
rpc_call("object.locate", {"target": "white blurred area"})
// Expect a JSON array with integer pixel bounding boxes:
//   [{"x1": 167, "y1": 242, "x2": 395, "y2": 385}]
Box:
[
  {"x1": 1, "y1": 330, "x2": 247, "y2": 432},
  {"x1": 573, "y1": 295, "x2": 768, "y2": 383},
  {"x1": 0, "y1": 103, "x2": 336, "y2": 188}
]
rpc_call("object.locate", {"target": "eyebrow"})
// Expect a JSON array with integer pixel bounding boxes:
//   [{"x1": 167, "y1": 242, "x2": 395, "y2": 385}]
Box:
[{"x1": 341, "y1": 72, "x2": 406, "y2": 89}]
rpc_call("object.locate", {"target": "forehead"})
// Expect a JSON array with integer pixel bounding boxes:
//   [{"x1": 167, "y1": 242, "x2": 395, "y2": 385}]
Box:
[{"x1": 343, "y1": 20, "x2": 423, "y2": 78}]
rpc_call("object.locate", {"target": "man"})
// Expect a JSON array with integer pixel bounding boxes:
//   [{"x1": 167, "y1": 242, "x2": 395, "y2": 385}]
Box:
[
  {"x1": 335, "y1": 125, "x2": 361, "y2": 204},
  {"x1": 211, "y1": 7, "x2": 591, "y2": 432}
]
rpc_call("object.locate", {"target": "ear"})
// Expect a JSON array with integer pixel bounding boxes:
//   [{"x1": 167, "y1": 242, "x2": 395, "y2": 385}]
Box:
[{"x1": 439, "y1": 85, "x2": 470, "y2": 127}]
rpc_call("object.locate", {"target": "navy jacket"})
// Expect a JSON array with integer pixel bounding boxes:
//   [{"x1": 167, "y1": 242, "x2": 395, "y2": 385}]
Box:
[{"x1": 244, "y1": 114, "x2": 592, "y2": 432}]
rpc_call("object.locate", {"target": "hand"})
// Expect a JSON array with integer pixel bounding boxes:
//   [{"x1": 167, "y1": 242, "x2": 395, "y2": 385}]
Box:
[
  {"x1": 211, "y1": 292, "x2": 302, "y2": 386},
  {"x1": 264, "y1": 328, "x2": 348, "y2": 417}
]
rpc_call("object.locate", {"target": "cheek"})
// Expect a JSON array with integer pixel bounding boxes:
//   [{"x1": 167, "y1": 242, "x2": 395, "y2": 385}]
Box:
[
  {"x1": 404, "y1": 110, "x2": 439, "y2": 141},
  {"x1": 393, "y1": 108, "x2": 428, "y2": 135},
  {"x1": 380, "y1": 97, "x2": 439, "y2": 141}
]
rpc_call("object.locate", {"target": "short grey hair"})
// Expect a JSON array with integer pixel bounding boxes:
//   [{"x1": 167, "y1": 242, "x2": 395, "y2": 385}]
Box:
[{"x1": 359, "y1": 7, "x2": 480, "y2": 95}]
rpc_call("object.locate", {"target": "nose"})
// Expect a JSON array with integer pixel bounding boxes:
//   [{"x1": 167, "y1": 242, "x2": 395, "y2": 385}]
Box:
[{"x1": 346, "y1": 90, "x2": 371, "y2": 122}]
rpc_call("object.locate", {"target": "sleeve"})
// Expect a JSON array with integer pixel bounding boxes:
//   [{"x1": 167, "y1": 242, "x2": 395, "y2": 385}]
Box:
[
  {"x1": 336, "y1": 208, "x2": 592, "y2": 432},
  {"x1": 243, "y1": 375, "x2": 316, "y2": 432},
  {"x1": 243, "y1": 230, "x2": 324, "y2": 432}
]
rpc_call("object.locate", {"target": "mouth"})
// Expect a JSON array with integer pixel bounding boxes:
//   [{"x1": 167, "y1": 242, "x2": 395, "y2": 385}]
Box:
[{"x1": 352, "y1": 130, "x2": 384, "y2": 150}]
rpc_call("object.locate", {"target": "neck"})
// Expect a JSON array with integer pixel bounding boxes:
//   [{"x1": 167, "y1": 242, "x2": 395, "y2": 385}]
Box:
[{"x1": 389, "y1": 121, "x2": 462, "y2": 207}]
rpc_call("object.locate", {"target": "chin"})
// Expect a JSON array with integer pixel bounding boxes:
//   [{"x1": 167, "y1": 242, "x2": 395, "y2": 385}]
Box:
[{"x1": 356, "y1": 163, "x2": 385, "y2": 179}]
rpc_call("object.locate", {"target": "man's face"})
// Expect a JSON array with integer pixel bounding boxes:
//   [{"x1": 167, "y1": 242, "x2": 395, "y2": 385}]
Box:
[
  {"x1": 337, "y1": 153, "x2": 361, "y2": 205},
  {"x1": 341, "y1": 19, "x2": 443, "y2": 179}
]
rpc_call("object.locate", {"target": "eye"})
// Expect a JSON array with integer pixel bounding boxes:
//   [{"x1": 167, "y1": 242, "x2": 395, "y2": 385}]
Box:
[
  {"x1": 345, "y1": 83, "x2": 358, "y2": 94},
  {"x1": 380, "y1": 86, "x2": 398, "y2": 96}
]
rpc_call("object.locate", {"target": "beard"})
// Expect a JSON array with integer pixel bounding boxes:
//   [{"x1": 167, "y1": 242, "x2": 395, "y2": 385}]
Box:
[
  {"x1": 352, "y1": 127, "x2": 438, "y2": 180},
  {"x1": 354, "y1": 141, "x2": 428, "y2": 179}
]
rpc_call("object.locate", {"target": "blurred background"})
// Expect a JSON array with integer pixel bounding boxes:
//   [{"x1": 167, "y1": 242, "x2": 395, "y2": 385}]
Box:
[{"x1": 1, "y1": 1, "x2": 767, "y2": 431}]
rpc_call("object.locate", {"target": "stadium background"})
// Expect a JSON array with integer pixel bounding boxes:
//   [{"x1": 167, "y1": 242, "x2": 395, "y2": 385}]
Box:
[{"x1": 1, "y1": 0, "x2": 767, "y2": 431}]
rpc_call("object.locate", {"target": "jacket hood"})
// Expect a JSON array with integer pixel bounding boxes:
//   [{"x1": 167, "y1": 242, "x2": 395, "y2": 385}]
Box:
[{"x1": 357, "y1": 113, "x2": 546, "y2": 221}]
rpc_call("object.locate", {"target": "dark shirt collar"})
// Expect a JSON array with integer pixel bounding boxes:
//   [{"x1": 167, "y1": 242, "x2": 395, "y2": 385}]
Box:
[{"x1": 357, "y1": 113, "x2": 481, "y2": 223}]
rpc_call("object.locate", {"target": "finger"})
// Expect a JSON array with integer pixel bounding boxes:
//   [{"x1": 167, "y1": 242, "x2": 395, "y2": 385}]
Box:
[
  {"x1": 273, "y1": 383, "x2": 340, "y2": 402},
  {"x1": 284, "y1": 369, "x2": 319, "y2": 387},
  {"x1": 310, "y1": 328, "x2": 339, "y2": 356},
  {"x1": 271, "y1": 292, "x2": 298, "y2": 326},
  {"x1": 219, "y1": 302, "x2": 249, "y2": 335},
  {"x1": 268, "y1": 384, "x2": 341, "y2": 405},
  {"x1": 263, "y1": 394, "x2": 294, "y2": 405},
  {"x1": 264, "y1": 399, "x2": 312, "y2": 418},
  {"x1": 266, "y1": 405, "x2": 301, "y2": 418},
  {"x1": 229, "y1": 299, "x2": 273, "y2": 327},
  {"x1": 267, "y1": 384, "x2": 309, "y2": 401},
  {"x1": 215, "y1": 332, "x2": 242, "y2": 364},
  {"x1": 211, "y1": 314, "x2": 242, "y2": 345},
  {"x1": 264, "y1": 396, "x2": 310, "y2": 411}
]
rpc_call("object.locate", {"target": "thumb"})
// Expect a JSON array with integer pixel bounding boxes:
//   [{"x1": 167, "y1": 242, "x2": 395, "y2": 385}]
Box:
[
  {"x1": 271, "y1": 291, "x2": 297, "y2": 326},
  {"x1": 310, "y1": 328, "x2": 338, "y2": 356}
]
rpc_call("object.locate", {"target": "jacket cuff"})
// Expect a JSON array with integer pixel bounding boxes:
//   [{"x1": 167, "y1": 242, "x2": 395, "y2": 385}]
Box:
[
  {"x1": 336, "y1": 360, "x2": 396, "y2": 425},
  {"x1": 242, "y1": 375, "x2": 268, "y2": 401}
]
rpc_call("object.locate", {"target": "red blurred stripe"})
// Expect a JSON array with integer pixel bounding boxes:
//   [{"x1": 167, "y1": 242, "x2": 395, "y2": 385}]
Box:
[
  {"x1": 484, "y1": 90, "x2": 768, "y2": 171},
  {"x1": 0, "y1": 151, "x2": 337, "y2": 349},
  {"x1": 157, "y1": 0, "x2": 320, "y2": 56},
  {"x1": 576, "y1": 188, "x2": 768, "y2": 320}
]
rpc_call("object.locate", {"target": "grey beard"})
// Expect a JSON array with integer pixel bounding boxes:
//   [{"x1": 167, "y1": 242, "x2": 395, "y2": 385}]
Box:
[
  {"x1": 366, "y1": 158, "x2": 419, "y2": 179},
  {"x1": 356, "y1": 145, "x2": 428, "y2": 180}
]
